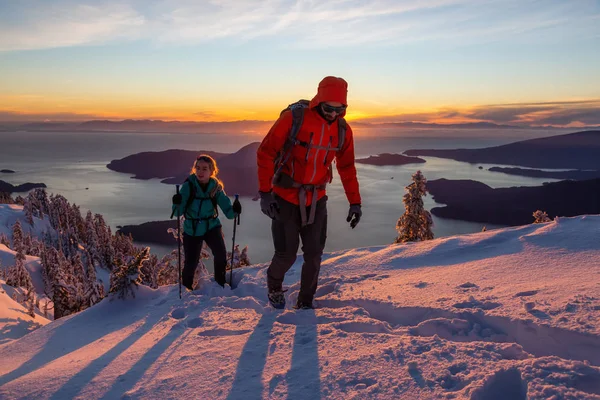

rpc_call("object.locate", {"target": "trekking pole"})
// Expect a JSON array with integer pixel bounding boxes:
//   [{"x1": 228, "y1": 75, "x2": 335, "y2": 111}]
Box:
[
  {"x1": 229, "y1": 194, "x2": 240, "y2": 288},
  {"x1": 176, "y1": 184, "x2": 182, "y2": 299}
]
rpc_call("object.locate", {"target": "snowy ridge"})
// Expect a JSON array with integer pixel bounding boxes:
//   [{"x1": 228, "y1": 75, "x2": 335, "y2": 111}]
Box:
[{"x1": 0, "y1": 215, "x2": 599, "y2": 399}]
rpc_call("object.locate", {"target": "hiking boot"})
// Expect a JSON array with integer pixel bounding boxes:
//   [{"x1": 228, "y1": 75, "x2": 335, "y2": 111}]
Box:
[
  {"x1": 268, "y1": 290, "x2": 286, "y2": 309},
  {"x1": 294, "y1": 300, "x2": 314, "y2": 310}
]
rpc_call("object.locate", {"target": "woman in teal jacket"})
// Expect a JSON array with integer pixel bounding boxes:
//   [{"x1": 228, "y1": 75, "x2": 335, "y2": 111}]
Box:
[{"x1": 172, "y1": 155, "x2": 241, "y2": 288}]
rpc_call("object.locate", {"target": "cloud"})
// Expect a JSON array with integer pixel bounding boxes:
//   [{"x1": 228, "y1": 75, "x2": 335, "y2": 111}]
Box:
[
  {"x1": 2, "y1": 0, "x2": 598, "y2": 51},
  {"x1": 193, "y1": 110, "x2": 217, "y2": 119},
  {"x1": 0, "y1": 1, "x2": 145, "y2": 51},
  {"x1": 354, "y1": 100, "x2": 600, "y2": 127}
]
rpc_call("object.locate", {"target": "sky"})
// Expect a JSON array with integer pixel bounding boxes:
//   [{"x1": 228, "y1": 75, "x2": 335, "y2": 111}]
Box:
[{"x1": 1, "y1": 0, "x2": 599, "y2": 127}]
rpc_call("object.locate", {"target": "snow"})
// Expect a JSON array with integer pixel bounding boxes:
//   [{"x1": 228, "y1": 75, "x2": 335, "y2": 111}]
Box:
[
  {"x1": 0, "y1": 280, "x2": 50, "y2": 346},
  {"x1": 0, "y1": 204, "x2": 53, "y2": 295},
  {"x1": 0, "y1": 204, "x2": 53, "y2": 238},
  {"x1": 0, "y1": 213, "x2": 599, "y2": 399}
]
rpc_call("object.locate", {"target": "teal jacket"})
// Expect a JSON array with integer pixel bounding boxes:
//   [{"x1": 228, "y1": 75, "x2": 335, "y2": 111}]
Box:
[{"x1": 172, "y1": 175, "x2": 236, "y2": 236}]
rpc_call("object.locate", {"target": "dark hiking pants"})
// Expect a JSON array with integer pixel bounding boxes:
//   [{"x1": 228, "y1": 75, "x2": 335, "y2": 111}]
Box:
[
  {"x1": 183, "y1": 226, "x2": 227, "y2": 288},
  {"x1": 267, "y1": 195, "x2": 328, "y2": 304}
]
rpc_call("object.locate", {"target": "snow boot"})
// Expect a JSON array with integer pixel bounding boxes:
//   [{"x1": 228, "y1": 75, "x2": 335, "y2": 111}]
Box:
[
  {"x1": 268, "y1": 289, "x2": 286, "y2": 309},
  {"x1": 294, "y1": 300, "x2": 314, "y2": 310}
]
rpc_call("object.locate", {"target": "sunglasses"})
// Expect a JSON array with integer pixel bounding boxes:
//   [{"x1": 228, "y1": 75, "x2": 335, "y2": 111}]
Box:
[{"x1": 321, "y1": 103, "x2": 347, "y2": 114}]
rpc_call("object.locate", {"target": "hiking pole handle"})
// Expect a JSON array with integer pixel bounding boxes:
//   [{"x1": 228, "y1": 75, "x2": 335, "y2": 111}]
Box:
[{"x1": 234, "y1": 194, "x2": 240, "y2": 224}]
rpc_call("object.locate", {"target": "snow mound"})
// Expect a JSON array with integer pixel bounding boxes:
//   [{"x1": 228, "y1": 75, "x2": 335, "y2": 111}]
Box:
[
  {"x1": 0, "y1": 280, "x2": 50, "y2": 347},
  {"x1": 0, "y1": 215, "x2": 598, "y2": 399}
]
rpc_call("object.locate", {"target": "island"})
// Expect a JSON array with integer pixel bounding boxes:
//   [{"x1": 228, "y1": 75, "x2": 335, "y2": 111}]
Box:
[
  {"x1": 0, "y1": 180, "x2": 47, "y2": 193},
  {"x1": 426, "y1": 178, "x2": 600, "y2": 226},
  {"x1": 107, "y1": 142, "x2": 260, "y2": 197},
  {"x1": 356, "y1": 153, "x2": 425, "y2": 166},
  {"x1": 404, "y1": 130, "x2": 600, "y2": 170},
  {"x1": 488, "y1": 167, "x2": 600, "y2": 180},
  {"x1": 117, "y1": 220, "x2": 177, "y2": 245}
]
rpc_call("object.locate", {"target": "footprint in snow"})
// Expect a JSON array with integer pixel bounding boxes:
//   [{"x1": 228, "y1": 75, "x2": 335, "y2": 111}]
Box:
[
  {"x1": 170, "y1": 308, "x2": 186, "y2": 320},
  {"x1": 515, "y1": 290, "x2": 538, "y2": 297}
]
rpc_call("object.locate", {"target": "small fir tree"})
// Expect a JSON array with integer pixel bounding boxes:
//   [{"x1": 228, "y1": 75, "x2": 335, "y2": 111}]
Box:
[
  {"x1": 395, "y1": 170, "x2": 434, "y2": 243},
  {"x1": 109, "y1": 247, "x2": 149, "y2": 299},
  {"x1": 533, "y1": 210, "x2": 551, "y2": 223}
]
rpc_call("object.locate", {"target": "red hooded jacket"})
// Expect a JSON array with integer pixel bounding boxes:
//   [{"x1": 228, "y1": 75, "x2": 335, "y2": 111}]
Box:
[{"x1": 257, "y1": 76, "x2": 361, "y2": 206}]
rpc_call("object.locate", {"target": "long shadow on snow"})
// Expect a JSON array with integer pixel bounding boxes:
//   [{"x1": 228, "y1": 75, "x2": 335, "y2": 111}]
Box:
[
  {"x1": 47, "y1": 309, "x2": 171, "y2": 400},
  {"x1": 285, "y1": 310, "x2": 322, "y2": 400},
  {"x1": 0, "y1": 290, "x2": 164, "y2": 388},
  {"x1": 227, "y1": 312, "x2": 277, "y2": 400}
]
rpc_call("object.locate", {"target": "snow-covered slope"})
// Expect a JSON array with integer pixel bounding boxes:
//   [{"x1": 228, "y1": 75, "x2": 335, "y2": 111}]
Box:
[
  {"x1": 0, "y1": 216, "x2": 599, "y2": 399},
  {"x1": 0, "y1": 204, "x2": 53, "y2": 238},
  {"x1": 0, "y1": 204, "x2": 53, "y2": 295},
  {"x1": 0, "y1": 280, "x2": 50, "y2": 346}
]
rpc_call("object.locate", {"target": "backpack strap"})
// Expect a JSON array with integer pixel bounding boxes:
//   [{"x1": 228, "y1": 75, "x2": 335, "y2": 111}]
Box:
[
  {"x1": 337, "y1": 117, "x2": 346, "y2": 150},
  {"x1": 273, "y1": 100, "x2": 309, "y2": 180},
  {"x1": 183, "y1": 178, "x2": 221, "y2": 235}
]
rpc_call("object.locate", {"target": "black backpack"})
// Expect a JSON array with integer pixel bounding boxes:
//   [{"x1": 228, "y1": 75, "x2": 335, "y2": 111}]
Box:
[{"x1": 273, "y1": 100, "x2": 347, "y2": 181}]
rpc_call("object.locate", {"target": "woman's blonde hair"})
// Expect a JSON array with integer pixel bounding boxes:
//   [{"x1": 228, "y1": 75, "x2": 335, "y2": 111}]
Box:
[{"x1": 191, "y1": 154, "x2": 224, "y2": 189}]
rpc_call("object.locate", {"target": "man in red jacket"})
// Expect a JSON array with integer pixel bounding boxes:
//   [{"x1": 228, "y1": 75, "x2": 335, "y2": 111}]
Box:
[{"x1": 257, "y1": 76, "x2": 362, "y2": 309}]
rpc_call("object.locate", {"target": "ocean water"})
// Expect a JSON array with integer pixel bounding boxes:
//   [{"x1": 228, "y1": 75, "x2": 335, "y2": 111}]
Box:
[{"x1": 0, "y1": 129, "x2": 567, "y2": 266}]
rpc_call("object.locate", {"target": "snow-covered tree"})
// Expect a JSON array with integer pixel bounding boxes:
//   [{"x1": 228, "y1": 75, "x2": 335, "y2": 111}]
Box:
[
  {"x1": 395, "y1": 170, "x2": 434, "y2": 244},
  {"x1": 0, "y1": 233, "x2": 10, "y2": 248},
  {"x1": 240, "y1": 246, "x2": 251, "y2": 267},
  {"x1": 24, "y1": 198, "x2": 35, "y2": 226},
  {"x1": 533, "y1": 210, "x2": 551, "y2": 224},
  {"x1": 83, "y1": 251, "x2": 104, "y2": 307},
  {"x1": 0, "y1": 192, "x2": 14, "y2": 204},
  {"x1": 109, "y1": 247, "x2": 149, "y2": 299},
  {"x1": 227, "y1": 245, "x2": 251, "y2": 269},
  {"x1": 6, "y1": 221, "x2": 34, "y2": 291},
  {"x1": 26, "y1": 286, "x2": 36, "y2": 318},
  {"x1": 11, "y1": 219, "x2": 24, "y2": 252},
  {"x1": 141, "y1": 252, "x2": 179, "y2": 289}
]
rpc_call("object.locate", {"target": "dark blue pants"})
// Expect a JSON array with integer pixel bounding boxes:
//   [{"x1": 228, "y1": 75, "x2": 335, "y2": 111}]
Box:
[{"x1": 183, "y1": 226, "x2": 227, "y2": 288}]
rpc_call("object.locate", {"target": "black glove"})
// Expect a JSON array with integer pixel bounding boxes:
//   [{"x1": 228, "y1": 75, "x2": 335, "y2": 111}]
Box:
[
  {"x1": 347, "y1": 204, "x2": 362, "y2": 229},
  {"x1": 172, "y1": 193, "x2": 182, "y2": 205},
  {"x1": 260, "y1": 191, "x2": 279, "y2": 219},
  {"x1": 232, "y1": 197, "x2": 242, "y2": 214}
]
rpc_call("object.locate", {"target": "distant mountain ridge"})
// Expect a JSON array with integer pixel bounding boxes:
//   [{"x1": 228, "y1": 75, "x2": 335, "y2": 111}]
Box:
[
  {"x1": 107, "y1": 142, "x2": 260, "y2": 196},
  {"x1": 3, "y1": 119, "x2": 594, "y2": 133},
  {"x1": 405, "y1": 130, "x2": 600, "y2": 170},
  {"x1": 1, "y1": 119, "x2": 273, "y2": 134}
]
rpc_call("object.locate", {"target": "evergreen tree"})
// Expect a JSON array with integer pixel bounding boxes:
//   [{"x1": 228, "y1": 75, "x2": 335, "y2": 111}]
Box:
[
  {"x1": 533, "y1": 210, "x2": 551, "y2": 223},
  {"x1": 395, "y1": 170, "x2": 434, "y2": 243},
  {"x1": 109, "y1": 247, "x2": 149, "y2": 299},
  {"x1": 12, "y1": 219, "x2": 24, "y2": 252},
  {"x1": 240, "y1": 246, "x2": 251, "y2": 266},
  {"x1": 84, "y1": 251, "x2": 104, "y2": 307},
  {"x1": 24, "y1": 197, "x2": 35, "y2": 226},
  {"x1": 0, "y1": 192, "x2": 14, "y2": 204},
  {"x1": 0, "y1": 233, "x2": 10, "y2": 248},
  {"x1": 26, "y1": 286, "x2": 36, "y2": 318}
]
